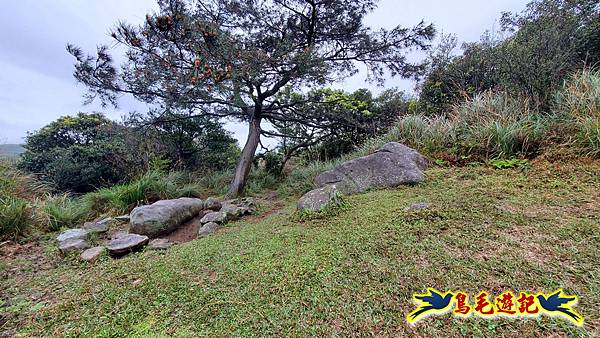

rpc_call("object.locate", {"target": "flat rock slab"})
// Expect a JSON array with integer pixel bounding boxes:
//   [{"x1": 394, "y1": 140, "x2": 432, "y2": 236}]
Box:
[
  {"x1": 298, "y1": 185, "x2": 341, "y2": 212},
  {"x1": 315, "y1": 142, "x2": 427, "y2": 195},
  {"x1": 83, "y1": 218, "x2": 114, "y2": 233},
  {"x1": 129, "y1": 198, "x2": 205, "y2": 238},
  {"x1": 148, "y1": 238, "x2": 172, "y2": 250},
  {"x1": 57, "y1": 229, "x2": 88, "y2": 243},
  {"x1": 80, "y1": 246, "x2": 105, "y2": 262},
  {"x1": 106, "y1": 234, "x2": 149, "y2": 256},
  {"x1": 198, "y1": 222, "x2": 223, "y2": 237},
  {"x1": 408, "y1": 202, "x2": 431, "y2": 211},
  {"x1": 59, "y1": 238, "x2": 90, "y2": 254}
]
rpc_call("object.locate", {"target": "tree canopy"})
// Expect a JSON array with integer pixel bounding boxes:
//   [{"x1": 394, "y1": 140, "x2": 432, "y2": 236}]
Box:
[
  {"x1": 418, "y1": 0, "x2": 599, "y2": 114},
  {"x1": 68, "y1": 0, "x2": 435, "y2": 196}
]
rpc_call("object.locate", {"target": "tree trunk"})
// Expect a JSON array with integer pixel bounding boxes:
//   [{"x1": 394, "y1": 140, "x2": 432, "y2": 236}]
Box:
[{"x1": 227, "y1": 116, "x2": 262, "y2": 198}]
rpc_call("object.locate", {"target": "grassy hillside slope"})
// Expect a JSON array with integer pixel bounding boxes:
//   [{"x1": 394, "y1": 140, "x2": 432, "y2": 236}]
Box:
[{"x1": 2, "y1": 160, "x2": 599, "y2": 337}]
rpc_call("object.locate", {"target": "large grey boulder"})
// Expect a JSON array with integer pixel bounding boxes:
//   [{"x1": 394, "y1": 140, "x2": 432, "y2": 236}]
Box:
[
  {"x1": 314, "y1": 142, "x2": 427, "y2": 195},
  {"x1": 56, "y1": 228, "x2": 88, "y2": 243},
  {"x1": 129, "y1": 198, "x2": 205, "y2": 237},
  {"x1": 106, "y1": 234, "x2": 149, "y2": 256},
  {"x1": 298, "y1": 185, "x2": 341, "y2": 212}
]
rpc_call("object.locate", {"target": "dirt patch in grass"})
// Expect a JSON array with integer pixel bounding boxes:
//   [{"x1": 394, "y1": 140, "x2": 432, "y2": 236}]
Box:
[
  {"x1": 0, "y1": 241, "x2": 57, "y2": 281},
  {"x1": 165, "y1": 211, "x2": 211, "y2": 243}
]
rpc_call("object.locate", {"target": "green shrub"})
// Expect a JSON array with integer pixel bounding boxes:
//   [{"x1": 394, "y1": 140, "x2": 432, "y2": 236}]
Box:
[
  {"x1": 43, "y1": 194, "x2": 89, "y2": 231},
  {"x1": 0, "y1": 197, "x2": 32, "y2": 240},
  {"x1": 554, "y1": 70, "x2": 600, "y2": 120},
  {"x1": 554, "y1": 70, "x2": 600, "y2": 156},
  {"x1": 83, "y1": 170, "x2": 206, "y2": 214},
  {"x1": 489, "y1": 158, "x2": 530, "y2": 169},
  {"x1": 576, "y1": 118, "x2": 600, "y2": 157}
]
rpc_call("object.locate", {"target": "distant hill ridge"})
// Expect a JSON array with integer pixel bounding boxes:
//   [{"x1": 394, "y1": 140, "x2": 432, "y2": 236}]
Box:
[{"x1": 0, "y1": 144, "x2": 25, "y2": 158}]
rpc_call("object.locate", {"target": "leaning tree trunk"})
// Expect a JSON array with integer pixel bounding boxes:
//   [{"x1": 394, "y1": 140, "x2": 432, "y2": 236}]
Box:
[{"x1": 227, "y1": 116, "x2": 262, "y2": 198}]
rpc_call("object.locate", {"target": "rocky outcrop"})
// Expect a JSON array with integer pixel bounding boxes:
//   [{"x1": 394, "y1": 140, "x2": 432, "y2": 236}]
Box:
[
  {"x1": 314, "y1": 142, "x2": 427, "y2": 195},
  {"x1": 297, "y1": 185, "x2": 341, "y2": 212},
  {"x1": 129, "y1": 198, "x2": 205, "y2": 237},
  {"x1": 298, "y1": 143, "x2": 427, "y2": 213},
  {"x1": 55, "y1": 197, "x2": 257, "y2": 258},
  {"x1": 106, "y1": 234, "x2": 149, "y2": 256}
]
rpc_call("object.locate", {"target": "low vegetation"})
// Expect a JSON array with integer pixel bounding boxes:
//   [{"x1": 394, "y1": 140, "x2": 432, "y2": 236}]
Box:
[{"x1": 2, "y1": 159, "x2": 598, "y2": 336}]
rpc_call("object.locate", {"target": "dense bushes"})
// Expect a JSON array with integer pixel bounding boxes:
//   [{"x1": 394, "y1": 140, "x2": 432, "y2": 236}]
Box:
[
  {"x1": 0, "y1": 162, "x2": 42, "y2": 240},
  {"x1": 83, "y1": 170, "x2": 205, "y2": 214},
  {"x1": 19, "y1": 113, "x2": 128, "y2": 193},
  {"x1": 0, "y1": 197, "x2": 32, "y2": 240},
  {"x1": 18, "y1": 112, "x2": 240, "y2": 194},
  {"x1": 262, "y1": 87, "x2": 413, "y2": 174},
  {"x1": 418, "y1": 0, "x2": 599, "y2": 114},
  {"x1": 396, "y1": 71, "x2": 599, "y2": 161}
]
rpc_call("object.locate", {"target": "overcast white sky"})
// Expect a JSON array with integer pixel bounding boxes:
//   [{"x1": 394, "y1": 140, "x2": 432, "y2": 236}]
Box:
[{"x1": 0, "y1": 0, "x2": 529, "y2": 146}]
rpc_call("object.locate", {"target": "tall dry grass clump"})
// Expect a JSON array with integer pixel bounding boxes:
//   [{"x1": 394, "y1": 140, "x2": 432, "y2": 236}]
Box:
[{"x1": 554, "y1": 70, "x2": 600, "y2": 156}]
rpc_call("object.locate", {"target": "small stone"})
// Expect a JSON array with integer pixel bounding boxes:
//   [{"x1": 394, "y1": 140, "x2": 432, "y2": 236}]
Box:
[
  {"x1": 204, "y1": 197, "x2": 222, "y2": 211},
  {"x1": 198, "y1": 222, "x2": 222, "y2": 237},
  {"x1": 80, "y1": 246, "x2": 105, "y2": 262},
  {"x1": 222, "y1": 198, "x2": 256, "y2": 215},
  {"x1": 114, "y1": 215, "x2": 130, "y2": 222},
  {"x1": 237, "y1": 197, "x2": 257, "y2": 214},
  {"x1": 408, "y1": 203, "x2": 431, "y2": 211},
  {"x1": 59, "y1": 238, "x2": 90, "y2": 254},
  {"x1": 106, "y1": 234, "x2": 149, "y2": 256},
  {"x1": 220, "y1": 204, "x2": 244, "y2": 219},
  {"x1": 83, "y1": 218, "x2": 114, "y2": 233},
  {"x1": 200, "y1": 211, "x2": 230, "y2": 224},
  {"x1": 56, "y1": 229, "x2": 88, "y2": 243},
  {"x1": 297, "y1": 185, "x2": 341, "y2": 212},
  {"x1": 148, "y1": 238, "x2": 172, "y2": 250}
]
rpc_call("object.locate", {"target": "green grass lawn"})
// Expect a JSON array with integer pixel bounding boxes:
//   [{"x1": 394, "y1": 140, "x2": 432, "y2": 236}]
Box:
[{"x1": 2, "y1": 160, "x2": 599, "y2": 337}]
